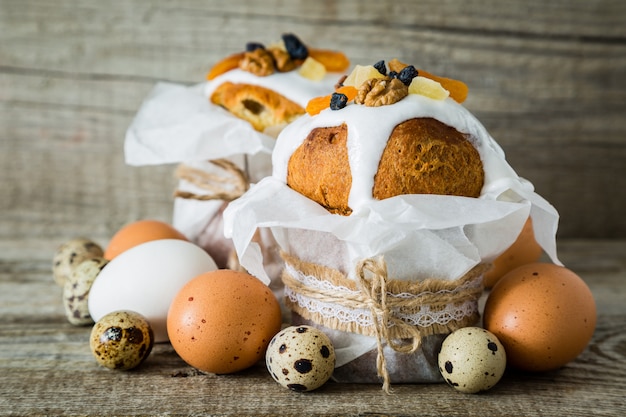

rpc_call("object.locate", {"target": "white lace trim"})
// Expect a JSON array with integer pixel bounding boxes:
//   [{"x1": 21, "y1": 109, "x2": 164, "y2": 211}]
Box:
[{"x1": 284, "y1": 263, "x2": 480, "y2": 329}]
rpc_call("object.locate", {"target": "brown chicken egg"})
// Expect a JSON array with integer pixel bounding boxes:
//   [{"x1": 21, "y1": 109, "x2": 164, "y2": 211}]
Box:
[
  {"x1": 104, "y1": 219, "x2": 188, "y2": 260},
  {"x1": 483, "y1": 217, "x2": 543, "y2": 288},
  {"x1": 484, "y1": 263, "x2": 596, "y2": 372},
  {"x1": 167, "y1": 269, "x2": 282, "y2": 374}
]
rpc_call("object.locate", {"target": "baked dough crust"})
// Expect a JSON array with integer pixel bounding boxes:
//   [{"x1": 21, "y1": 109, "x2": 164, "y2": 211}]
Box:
[
  {"x1": 210, "y1": 82, "x2": 305, "y2": 132},
  {"x1": 286, "y1": 118, "x2": 484, "y2": 215}
]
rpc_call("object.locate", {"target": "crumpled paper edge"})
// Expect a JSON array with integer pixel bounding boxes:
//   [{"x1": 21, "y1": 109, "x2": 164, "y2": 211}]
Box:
[
  {"x1": 124, "y1": 82, "x2": 275, "y2": 166},
  {"x1": 223, "y1": 176, "x2": 560, "y2": 286}
]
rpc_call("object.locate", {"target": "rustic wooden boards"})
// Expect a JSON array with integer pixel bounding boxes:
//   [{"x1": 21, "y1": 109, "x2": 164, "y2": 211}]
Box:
[
  {"x1": 1, "y1": 1, "x2": 626, "y2": 415},
  {"x1": 1, "y1": 239, "x2": 625, "y2": 416},
  {"x1": 1, "y1": 0, "x2": 625, "y2": 240}
]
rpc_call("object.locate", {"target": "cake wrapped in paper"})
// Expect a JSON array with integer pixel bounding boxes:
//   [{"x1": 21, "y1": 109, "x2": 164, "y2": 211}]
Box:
[
  {"x1": 124, "y1": 34, "x2": 350, "y2": 285},
  {"x1": 223, "y1": 59, "x2": 560, "y2": 389}
]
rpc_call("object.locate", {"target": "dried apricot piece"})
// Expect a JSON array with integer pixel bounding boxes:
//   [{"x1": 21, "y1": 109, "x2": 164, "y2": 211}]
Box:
[
  {"x1": 305, "y1": 85, "x2": 357, "y2": 116},
  {"x1": 206, "y1": 52, "x2": 244, "y2": 80},
  {"x1": 388, "y1": 58, "x2": 409, "y2": 73},
  {"x1": 336, "y1": 85, "x2": 357, "y2": 101},
  {"x1": 388, "y1": 58, "x2": 468, "y2": 103},
  {"x1": 308, "y1": 48, "x2": 350, "y2": 72},
  {"x1": 306, "y1": 95, "x2": 332, "y2": 116}
]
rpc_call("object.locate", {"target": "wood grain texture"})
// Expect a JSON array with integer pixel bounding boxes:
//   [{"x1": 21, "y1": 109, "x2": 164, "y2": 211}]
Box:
[
  {"x1": 0, "y1": 0, "x2": 625, "y2": 240},
  {"x1": 1, "y1": 2, "x2": 626, "y2": 415},
  {"x1": 1, "y1": 239, "x2": 625, "y2": 416}
]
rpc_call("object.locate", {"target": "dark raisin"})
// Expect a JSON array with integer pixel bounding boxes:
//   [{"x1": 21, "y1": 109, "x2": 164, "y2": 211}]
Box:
[
  {"x1": 398, "y1": 65, "x2": 419, "y2": 86},
  {"x1": 373, "y1": 60, "x2": 387, "y2": 75},
  {"x1": 245, "y1": 42, "x2": 265, "y2": 52},
  {"x1": 330, "y1": 93, "x2": 348, "y2": 110},
  {"x1": 388, "y1": 70, "x2": 398, "y2": 80},
  {"x1": 282, "y1": 33, "x2": 308, "y2": 60}
]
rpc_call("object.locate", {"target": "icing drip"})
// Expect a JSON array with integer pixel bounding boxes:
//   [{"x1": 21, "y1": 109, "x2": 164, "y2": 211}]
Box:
[
  {"x1": 272, "y1": 94, "x2": 526, "y2": 212},
  {"x1": 204, "y1": 69, "x2": 341, "y2": 108}
]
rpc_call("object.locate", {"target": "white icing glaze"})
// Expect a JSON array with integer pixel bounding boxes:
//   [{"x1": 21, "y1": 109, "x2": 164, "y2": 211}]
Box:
[
  {"x1": 204, "y1": 69, "x2": 341, "y2": 108},
  {"x1": 272, "y1": 94, "x2": 527, "y2": 212}
]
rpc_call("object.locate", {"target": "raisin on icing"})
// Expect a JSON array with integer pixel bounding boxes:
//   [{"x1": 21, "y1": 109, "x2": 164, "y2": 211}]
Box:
[
  {"x1": 330, "y1": 92, "x2": 348, "y2": 110},
  {"x1": 397, "y1": 65, "x2": 419, "y2": 86},
  {"x1": 373, "y1": 60, "x2": 387, "y2": 75},
  {"x1": 282, "y1": 33, "x2": 308, "y2": 60}
]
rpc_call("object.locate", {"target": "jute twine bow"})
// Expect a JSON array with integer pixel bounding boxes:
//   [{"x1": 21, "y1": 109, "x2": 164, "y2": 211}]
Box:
[
  {"x1": 281, "y1": 251, "x2": 488, "y2": 393},
  {"x1": 357, "y1": 257, "x2": 421, "y2": 392},
  {"x1": 173, "y1": 158, "x2": 249, "y2": 201}
]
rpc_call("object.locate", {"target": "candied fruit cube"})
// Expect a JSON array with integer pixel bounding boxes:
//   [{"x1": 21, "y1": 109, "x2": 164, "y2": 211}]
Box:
[
  {"x1": 343, "y1": 65, "x2": 386, "y2": 88},
  {"x1": 299, "y1": 57, "x2": 326, "y2": 81},
  {"x1": 409, "y1": 76, "x2": 450, "y2": 100}
]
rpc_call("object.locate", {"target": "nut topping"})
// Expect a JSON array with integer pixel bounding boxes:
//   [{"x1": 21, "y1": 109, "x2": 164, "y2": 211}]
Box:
[
  {"x1": 355, "y1": 78, "x2": 408, "y2": 107},
  {"x1": 239, "y1": 48, "x2": 276, "y2": 77},
  {"x1": 269, "y1": 47, "x2": 296, "y2": 72}
]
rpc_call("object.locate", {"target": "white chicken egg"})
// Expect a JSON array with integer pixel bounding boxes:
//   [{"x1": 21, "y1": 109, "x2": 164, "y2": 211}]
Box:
[{"x1": 88, "y1": 239, "x2": 217, "y2": 342}]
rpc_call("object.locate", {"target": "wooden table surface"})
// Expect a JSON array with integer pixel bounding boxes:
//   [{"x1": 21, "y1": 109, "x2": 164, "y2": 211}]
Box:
[
  {"x1": 1, "y1": 239, "x2": 625, "y2": 416},
  {"x1": 1, "y1": 1, "x2": 625, "y2": 416}
]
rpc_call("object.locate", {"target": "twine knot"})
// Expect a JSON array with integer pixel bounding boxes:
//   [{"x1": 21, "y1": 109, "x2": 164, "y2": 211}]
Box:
[
  {"x1": 173, "y1": 158, "x2": 249, "y2": 201},
  {"x1": 281, "y1": 251, "x2": 488, "y2": 393}
]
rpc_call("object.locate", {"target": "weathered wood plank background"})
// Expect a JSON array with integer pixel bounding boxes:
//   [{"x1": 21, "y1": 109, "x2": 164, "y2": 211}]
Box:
[
  {"x1": 1, "y1": 1, "x2": 625, "y2": 416},
  {"x1": 1, "y1": 0, "x2": 625, "y2": 242}
]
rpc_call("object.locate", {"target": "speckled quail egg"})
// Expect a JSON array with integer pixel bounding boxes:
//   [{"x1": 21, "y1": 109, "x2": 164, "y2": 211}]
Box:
[
  {"x1": 438, "y1": 327, "x2": 506, "y2": 394},
  {"x1": 63, "y1": 257, "x2": 109, "y2": 326},
  {"x1": 266, "y1": 325, "x2": 335, "y2": 392},
  {"x1": 89, "y1": 310, "x2": 154, "y2": 371},
  {"x1": 52, "y1": 238, "x2": 104, "y2": 286}
]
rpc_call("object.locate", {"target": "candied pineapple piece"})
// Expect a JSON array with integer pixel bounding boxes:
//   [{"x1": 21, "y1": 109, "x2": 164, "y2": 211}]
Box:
[
  {"x1": 343, "y1": 65, "x2": 387, "y2": 88},
  {"x1": 418, "y1": 69, "x2": 468, "y2": 103},
  {"x1": 409, "y1": 76, "x2": 450, "y2": 100},
  {"x1": 299, "y1": 57, "x2": 326, "y2": 81}
]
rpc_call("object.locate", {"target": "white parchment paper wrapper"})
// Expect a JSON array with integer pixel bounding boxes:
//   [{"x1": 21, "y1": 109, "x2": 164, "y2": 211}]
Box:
[
  {"x1": 124, "y1": 82, "x2": 276, "y2": 166},
  {"x1": 124, "y1": 79, "x2": 321, "y2": 306},
  {"x1": 123, "y1": 81, "x2": 277, "y2": 266},
  {"x1": 223, "y1": 174, "x2": 560, "y2": 366}
]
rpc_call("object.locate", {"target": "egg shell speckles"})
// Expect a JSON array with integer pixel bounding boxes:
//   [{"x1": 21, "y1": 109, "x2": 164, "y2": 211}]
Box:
[
  {"x1": 167, "y1": 269, "x2": 282, "y2": 375},
  {"x1": 89, "y1": 310, "x2": 154, "y2": 371},
  {"x1": 265, "y1": 325, "x2": 335, "y2": 392},
  {"x1": 484, "y1": 263, "x2": 597, "y2": 372},
  {"x1": 52, "y1": 238, "x2": 104, "y2": 286},
  {"x1": 438, "y1": 327, "x2": 506, "y2": 394},
  {"x1": 63, "y1": 257, "x2": 109, "y2": 326}
]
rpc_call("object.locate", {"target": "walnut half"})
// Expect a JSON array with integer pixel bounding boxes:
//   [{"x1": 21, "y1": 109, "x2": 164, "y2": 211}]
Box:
[
  {"x1": 355, "y1": 78, "x2": 408, "y2": 107},
  {"x1": 239, "y1": 48, "x2": 275, "y2": 77}
]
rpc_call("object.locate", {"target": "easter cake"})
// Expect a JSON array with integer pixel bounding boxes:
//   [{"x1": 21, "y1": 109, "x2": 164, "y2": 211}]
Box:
[
  {"x1": 169, "y1": 34, "x2": 350, "y2": 273},
  {"x1": 224, "y1": 58, "x2": 560, "y2": 389},
  {"x1": 204, "y1": 33, "x2": 350, "y2": 136}
]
